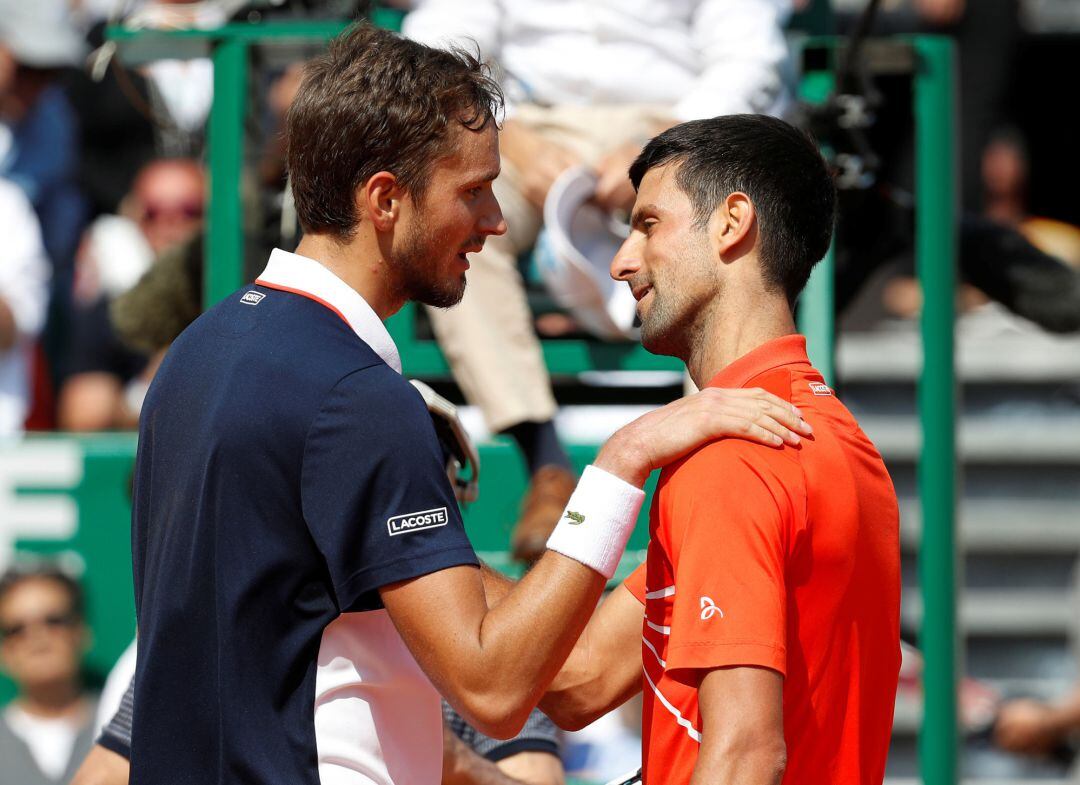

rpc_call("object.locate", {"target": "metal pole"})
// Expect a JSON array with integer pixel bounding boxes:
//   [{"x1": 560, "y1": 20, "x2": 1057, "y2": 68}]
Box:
[
  {"x1": 206, "y1": 37, "x2": 248, "y2": 306},
  {"x1": 797, "y1": 243, "x2": 835, "y2": 384},
  {"x1": 913, "y1": 36, "x2": 959, "y2": 785}
]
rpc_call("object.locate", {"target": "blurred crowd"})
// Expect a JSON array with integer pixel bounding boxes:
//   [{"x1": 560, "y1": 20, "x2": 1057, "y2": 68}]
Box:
[{"x1": 2, "y1": 1, "x2": 1080, "y2": 783}]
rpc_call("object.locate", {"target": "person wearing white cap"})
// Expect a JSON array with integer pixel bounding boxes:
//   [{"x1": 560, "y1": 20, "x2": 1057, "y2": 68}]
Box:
[{"x1": 404, "y1": 0, "x2": 793, "y2": 563}]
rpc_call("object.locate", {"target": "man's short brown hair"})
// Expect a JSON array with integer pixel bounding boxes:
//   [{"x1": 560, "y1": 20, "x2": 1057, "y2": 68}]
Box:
[{"x1": 286, "y1": 23, "x2": 503, "y2": 239}]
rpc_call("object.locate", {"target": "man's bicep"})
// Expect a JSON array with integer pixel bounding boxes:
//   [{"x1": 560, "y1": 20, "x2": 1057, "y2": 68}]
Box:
[
  {"x1": 541, "y1": 582, "x2": 643, "y2": 727},
  {"x1": 588, "y1": 582, "x2": 647, "y2": 703},
  {"x1": 380, "y1": 565, "x2": 487, "y2": 701},
  {"x1": 692, "y1": 666, "x2": 785, "y2": 785},
  {"x1": 698, "y1": 665, "x2": 784, "y2": 727}
]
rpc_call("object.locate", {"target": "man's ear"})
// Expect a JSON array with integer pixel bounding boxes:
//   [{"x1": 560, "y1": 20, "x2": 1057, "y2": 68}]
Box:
[
  {"x1": 715, "y1": 192, "x2": 756, "y2": 257},
  {"x1": 359, "y1": 171, "x2": 403, "y2": 232}
]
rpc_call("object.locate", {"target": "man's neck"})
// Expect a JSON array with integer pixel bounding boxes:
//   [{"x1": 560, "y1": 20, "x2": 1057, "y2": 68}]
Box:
[
  {"x1": 15, "y1": 686, "x2": 85, "y2": 720},
  {"x1": 294, "y1": 233, "x2": 401, "y2": 320},
  {"x1": 686, "y1": 297, "x2": 797, "y2": 388}
]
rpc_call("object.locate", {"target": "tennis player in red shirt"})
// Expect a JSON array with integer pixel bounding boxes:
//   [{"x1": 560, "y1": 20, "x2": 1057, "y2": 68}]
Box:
[{"x1": 540, "y1": 115, "x2": 901, "y2": 785}]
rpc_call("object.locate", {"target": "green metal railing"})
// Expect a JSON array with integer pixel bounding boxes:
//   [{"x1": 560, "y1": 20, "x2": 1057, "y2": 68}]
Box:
[
  {"x1": 102, "y1": 21, "x2": 959, "y2": 784},
  {"x1": 913, "y1": 36, "x2": 960, "y2": 785}
]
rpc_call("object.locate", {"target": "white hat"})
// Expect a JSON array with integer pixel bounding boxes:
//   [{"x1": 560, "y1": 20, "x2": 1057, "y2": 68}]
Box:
[
  {"x1": 534, "y1": 166, "x2": 638, "y2": 341},
  {"x1": 0, "y1": 0, "x2": 86, "y2": 69}
]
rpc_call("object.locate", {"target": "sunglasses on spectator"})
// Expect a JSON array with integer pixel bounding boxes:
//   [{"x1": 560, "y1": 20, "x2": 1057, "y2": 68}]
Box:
[
  {"x1": 0, "y1": 612, "x2": 79, "y2": 642},
  {"x1": 141, "y1": 201, "x2": 205, "y2": 223}
]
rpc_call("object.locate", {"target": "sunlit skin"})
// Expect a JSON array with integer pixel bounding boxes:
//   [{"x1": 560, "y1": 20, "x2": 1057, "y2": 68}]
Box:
[
  {"x1": 296, "y1": 121, "x2": 506, "y2": 319},
  {"x1": 610, "y1": 162, "x2": 797, "y2": 388},
  {"x1": 388, "y1": 123, "x2": 505, "y2": 308}
]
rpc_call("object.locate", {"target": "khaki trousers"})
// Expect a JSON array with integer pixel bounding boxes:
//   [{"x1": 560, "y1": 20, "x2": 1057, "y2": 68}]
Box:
[{"x1": 425, "y1": 103, "x2": 671, "y2": 432}]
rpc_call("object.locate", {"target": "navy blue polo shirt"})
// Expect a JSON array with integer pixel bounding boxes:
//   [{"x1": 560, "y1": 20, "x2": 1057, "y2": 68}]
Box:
[{"x1": 130, "y1": 249, "x2": 479, "y2": 785}]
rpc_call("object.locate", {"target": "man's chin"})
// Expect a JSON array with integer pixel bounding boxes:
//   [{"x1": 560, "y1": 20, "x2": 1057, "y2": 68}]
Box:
[
  {"x1": 639, "y1": 322, "x2": 680, "y2": 358},
  {"x1": 414, "y1": 276, "x2": 467, "y2": 309}
]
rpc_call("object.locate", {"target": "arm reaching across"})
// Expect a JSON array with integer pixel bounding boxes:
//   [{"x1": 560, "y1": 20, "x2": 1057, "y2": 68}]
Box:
[
  {"x1": 383, "y1": 387, "x2": 810, "y2": 738},
  {"x1": 540, "y1": 582, "x2": 645, "y2": 730}
]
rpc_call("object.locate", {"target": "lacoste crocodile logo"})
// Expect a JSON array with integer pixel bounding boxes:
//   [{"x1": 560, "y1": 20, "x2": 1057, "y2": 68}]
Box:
[{"x1": 564, "y1": 510, "x2": 585, "y2": 525}]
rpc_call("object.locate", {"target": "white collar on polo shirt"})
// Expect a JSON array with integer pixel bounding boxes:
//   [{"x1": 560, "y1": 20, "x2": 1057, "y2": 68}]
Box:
[{"x1": 256, "y1": 248, "x2": 402, "y2": 374}]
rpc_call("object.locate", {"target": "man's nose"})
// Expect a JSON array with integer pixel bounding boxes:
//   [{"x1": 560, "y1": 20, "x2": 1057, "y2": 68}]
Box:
[
  {"x1": 480, "y1": 193, "x2": 507, "y2": 237},
  {"x1": 610, "y1": 235, "x2": 642, "y2": 281}
]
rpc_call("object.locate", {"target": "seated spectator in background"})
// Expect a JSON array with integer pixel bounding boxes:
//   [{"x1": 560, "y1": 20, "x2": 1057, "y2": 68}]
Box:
[
  {"x1": 0, "y1": 178, "x2": 50, "y2": 436},
  {"x1": 404, "y1": 0, "x2": 793, "y2": 562},
  {"x1": 982, "y1": 130, "x2": 1080, "y2": 269},
  {"x1": 0, "y1": 564, "x2": 97, "y2": 785},
  {"x1": 59, "y1": 158, "x2": 205, "y2": 431},
  {"x1": 0, "y1": 0, "x2": 90, "y2": 307},
  {"x1": 111, "y1": 0, "x2": 227, "y2": 156},
  {"x1": 996, "y1": 689, "x2": 1080, "y2": 761}
]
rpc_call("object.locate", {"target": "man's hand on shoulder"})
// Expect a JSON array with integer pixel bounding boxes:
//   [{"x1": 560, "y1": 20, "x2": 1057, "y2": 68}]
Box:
[{"x1": 595, "y1": 387, "x2": 812, "y2": 488}]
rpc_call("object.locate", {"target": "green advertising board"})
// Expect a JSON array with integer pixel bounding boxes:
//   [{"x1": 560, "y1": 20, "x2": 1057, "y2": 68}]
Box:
[{"x1": 0, "y1": 435, "x2": 652, "y2": 703}]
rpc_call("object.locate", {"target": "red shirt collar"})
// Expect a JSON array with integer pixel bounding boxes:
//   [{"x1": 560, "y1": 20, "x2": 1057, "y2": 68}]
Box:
[{"x1": 705, "y1": 334, "x2": 812, "y2": 389}]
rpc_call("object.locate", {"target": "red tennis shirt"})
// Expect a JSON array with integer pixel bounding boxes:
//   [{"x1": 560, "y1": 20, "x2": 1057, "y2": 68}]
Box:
[{"x1": 624, "y1": 334, "x2": 901, "y2": 785}]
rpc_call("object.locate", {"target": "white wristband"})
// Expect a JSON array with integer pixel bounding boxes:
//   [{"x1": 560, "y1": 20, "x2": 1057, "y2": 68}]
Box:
[{"x1": 545, "y1": 465, "x2": 646, "y2": 580}]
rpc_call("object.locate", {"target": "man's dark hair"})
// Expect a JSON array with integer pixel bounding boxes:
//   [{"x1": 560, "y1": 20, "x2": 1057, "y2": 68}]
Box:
[
  {"x1": 629, "y1": 115, "x2": 836, "y2": 305},
  {"x1": 0, "y1": 563, "x2": 85, "y2": 620},
  {"x1": 286, "y1": 23, "x2": 503, "y2": 239}
]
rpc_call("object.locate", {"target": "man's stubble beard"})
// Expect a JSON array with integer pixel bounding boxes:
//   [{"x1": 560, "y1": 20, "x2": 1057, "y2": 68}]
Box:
[
  {"x1": 390, "y1": 214, "x2": 467, "y2": 309},
  {"x1": 639, "y1": 245, "x2": 719, "y2": 363}
]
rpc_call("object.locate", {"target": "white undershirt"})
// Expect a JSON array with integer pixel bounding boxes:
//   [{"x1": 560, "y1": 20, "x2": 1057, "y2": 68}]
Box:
[{"x1": 4, "y1": 704, "x2": 81, "y2": 780}]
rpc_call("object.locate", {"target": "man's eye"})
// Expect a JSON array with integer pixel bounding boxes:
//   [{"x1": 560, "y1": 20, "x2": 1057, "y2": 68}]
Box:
[{"x1": 466, "y1": 187, "x2": 483, "y2": 199}]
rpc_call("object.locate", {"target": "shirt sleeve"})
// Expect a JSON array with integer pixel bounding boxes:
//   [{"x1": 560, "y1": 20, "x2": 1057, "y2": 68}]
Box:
[
  {"x1": 623, "y1": 562, "x2": 647, "y2": 605},
  {"x1": 97, "y1": 675, "x2": 134, "y2": 760},
  {"x1": 674, "y1": 0, "x2": 793, "y2": 121},
  {"x1": 661, "y1": 441, "x2": 804, "y2": 681},
  {"x1": 301, "y1": 364, "x2": 479, "y2": 612}
]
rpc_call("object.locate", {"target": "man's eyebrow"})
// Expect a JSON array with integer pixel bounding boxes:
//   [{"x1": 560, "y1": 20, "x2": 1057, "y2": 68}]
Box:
[{"x1": 630, "y1": 203, "x2": 660, "y2": 229}]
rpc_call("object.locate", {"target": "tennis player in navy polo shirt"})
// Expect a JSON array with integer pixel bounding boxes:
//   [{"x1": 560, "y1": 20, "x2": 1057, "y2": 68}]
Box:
[{"x1": 129, "y1": 23, "x2": 811, "y2": 785}]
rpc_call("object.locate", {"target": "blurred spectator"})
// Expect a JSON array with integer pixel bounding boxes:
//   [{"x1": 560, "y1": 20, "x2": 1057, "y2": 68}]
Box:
[
  {"x1": 0, "y1": 0, "x2": 90, "y2": 282},
  {"x1": 995, "y1": 690, "x2": 1080, "y2": 760},
  {"x1": 404, "y1": 0, "x2": 793, "y2": 562},
  {"x1": 0, "y1": 0, "x2": 90, "y2": 307},
  {"x1": 982, "y1": 130, "x2": 1080, "y2": 269},
  {"x1": 827, "y1": 3, "x2": 1080, "y2": 333},
  {"x1": 0, "y1": 178, "x2": 50, "y2": 436},
  {"x1": 116, "y1": 0, "x2": 227, "y2": 156},
  {"x1": 64, "y1": 24, "x2": 157, "y2": 221},
  {"x1": 914, "y1": 0, "x2": 1021, "y2": 214},
  {"x1": 59, "y1": 158, "x2": 204, "y2": 431},
  {"x1": 0, "y1": 564, "x2": 97, "y2": 785}
]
